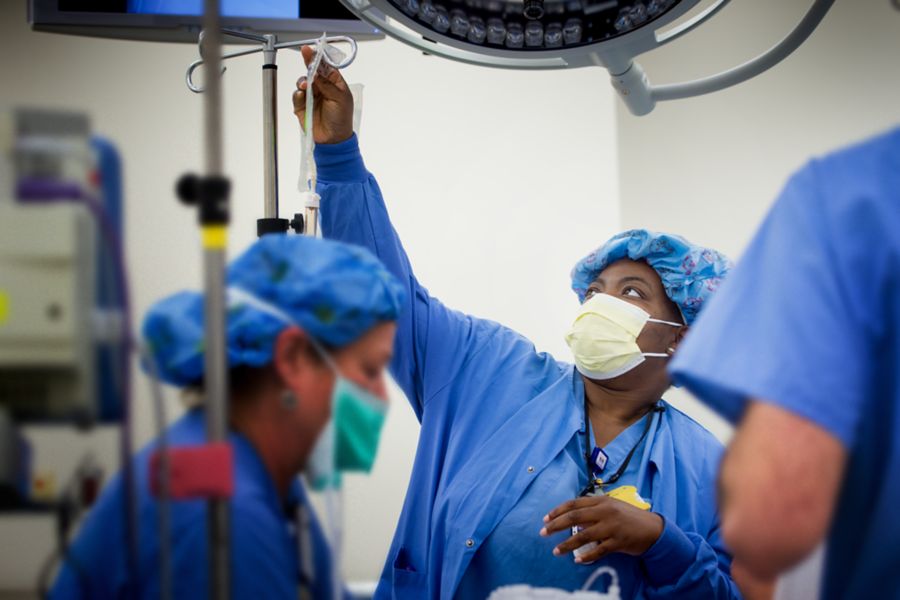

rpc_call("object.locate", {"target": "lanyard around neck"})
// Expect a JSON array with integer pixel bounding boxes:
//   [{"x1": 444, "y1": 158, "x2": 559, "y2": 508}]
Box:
[{"x1": 580, "y1": 397, "x2": 664, "y2": 496}]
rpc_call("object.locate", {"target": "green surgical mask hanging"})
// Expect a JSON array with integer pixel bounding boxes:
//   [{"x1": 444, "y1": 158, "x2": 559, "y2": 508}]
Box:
[
  {"x1": 304, "y1": 346, "x2": 388, "y2": 491},
  {"x1": 333, "y1": 375, "x2": 388, "y2": 472}
]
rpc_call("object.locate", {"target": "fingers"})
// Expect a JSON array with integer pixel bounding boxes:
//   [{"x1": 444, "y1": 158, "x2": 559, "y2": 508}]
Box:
[
  {"x1": 574, "y1": 539, "x2": 615, "y2": 564},
  {"x1": 552, "y1": 523, "x2": 611, "y2": 556},
  {"x1": 292, "y1": 77, "x2": 307, "y2": 115},
  {"x1": 319, "y1": 62, "x2": 350, "y2": 92},
  {"x1": 300, "y1": 45, "x2": 315, "y2": 67},
  {"x1": 542, "y1": 508, "x2": 594, "y2": 536},
  {"x1": 299, "y1": 45, "x2": 351, "y2": 93},
  {"x1": 541, "y1": 497, "x2": 607, "y2": 536},
  {"x1": 544, "y1": 497, "x2": 593, "y2": 522}
]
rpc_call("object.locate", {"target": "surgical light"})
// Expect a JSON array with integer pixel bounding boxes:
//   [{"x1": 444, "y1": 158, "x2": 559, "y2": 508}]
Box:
[{"x1": 339, "y1": 0, "x2": 836, "y2": 115}]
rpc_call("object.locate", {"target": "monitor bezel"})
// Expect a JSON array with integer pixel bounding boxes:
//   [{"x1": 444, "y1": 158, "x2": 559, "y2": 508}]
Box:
[{"x1": 29, "y1": 0, "x2": 384, "y2": 44}]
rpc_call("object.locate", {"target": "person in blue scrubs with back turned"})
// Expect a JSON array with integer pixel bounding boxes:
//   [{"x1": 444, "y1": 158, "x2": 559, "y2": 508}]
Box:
[
  {"x1": 51, "y1": 235, "x2": 405, "y2": 599},
  {"x1": 294, "y1": 49, "x2": 741, "y2": 599},
  {"x1": 670, "y1": 127, "x2": 900, "y2": 599}
]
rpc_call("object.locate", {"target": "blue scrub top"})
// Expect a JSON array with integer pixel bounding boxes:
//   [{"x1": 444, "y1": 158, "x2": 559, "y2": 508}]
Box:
[
  {"x1": 457, "y1": 406, "x2": 664, "y2": 599},
  {"x1": 50, "y1": 409, "x2": 343, "y2": 599},
  {"x1": 670, "y1": 127, "x2": 900, "y2": 599},
  {"x1": 316, "y1": 135, "x2": 741, "y2": 600}
]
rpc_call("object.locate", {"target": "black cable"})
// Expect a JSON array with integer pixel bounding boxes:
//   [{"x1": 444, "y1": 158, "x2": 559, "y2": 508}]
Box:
[
  {"x1": 580, "y1": 400, "x2": 665, "y2": 496},
  {"x1": 36, "y1": 485, "x2": 92, "y2": 598}
]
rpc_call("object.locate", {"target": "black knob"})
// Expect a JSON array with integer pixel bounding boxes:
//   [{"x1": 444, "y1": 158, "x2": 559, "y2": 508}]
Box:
[
  {"x1": 523, "y1": 0, "x2": 544, "y2": 20},
  {"x1": 289, "y1": 213, "x2": 305, "y2": 234},
  {"x1": 176, "y1": 173, "x2": 200, "y2": 205}
]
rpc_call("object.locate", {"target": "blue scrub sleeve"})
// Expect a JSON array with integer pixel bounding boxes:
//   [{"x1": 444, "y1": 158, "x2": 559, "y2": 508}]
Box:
[
  {"x1": 641, "y1": 516, "x2": 741, "y2": 598},
  {"x1": 670, "y1": 162, "x2": 873, "y2": 448},
  {"x1": 317, "y1": 135, "x2": 494, "y2": 421}
]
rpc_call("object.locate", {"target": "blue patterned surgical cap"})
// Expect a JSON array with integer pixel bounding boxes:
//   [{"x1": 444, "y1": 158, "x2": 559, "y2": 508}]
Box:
[
  {"x1": 570, "y1": 229, "x2": 731, "y2": 325},
  {"x1": 143, "y1": 235, "x2": 405, "y2": 387}
]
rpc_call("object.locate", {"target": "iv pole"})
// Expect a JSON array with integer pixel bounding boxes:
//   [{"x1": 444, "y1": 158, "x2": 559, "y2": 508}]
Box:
[
  {"x1": 200, "y1": 0, "x2": 231, "y2": 600},
  {"x1": 200, "y1": 1, "x2": 230, "y2": 597},
  {"x1": 173, "y1": 0, "x2": 233, "y2": 596}
]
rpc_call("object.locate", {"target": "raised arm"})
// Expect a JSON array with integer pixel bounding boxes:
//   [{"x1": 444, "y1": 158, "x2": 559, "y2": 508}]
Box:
[{"x1": 292, "y1": 47, "x2": 511, "y2": 421}]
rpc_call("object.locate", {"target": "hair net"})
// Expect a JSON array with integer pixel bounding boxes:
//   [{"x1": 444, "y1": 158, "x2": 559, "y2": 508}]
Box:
[
  {"x1": 570, "y1": 229, "x2": 731, "y2": 325},
  {"x1": 143, "y1": 235, "x2": 405, "y2": 387}
]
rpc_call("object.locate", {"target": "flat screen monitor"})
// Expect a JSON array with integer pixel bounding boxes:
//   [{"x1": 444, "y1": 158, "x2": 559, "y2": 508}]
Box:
[{"x1": 29, "y1": 0, "x2": 383, "y2": 43}]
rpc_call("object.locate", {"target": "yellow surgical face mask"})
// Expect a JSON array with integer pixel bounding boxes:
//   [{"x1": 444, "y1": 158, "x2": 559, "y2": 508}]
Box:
[{"x1": 564, "y1": 293, "x2": 682, "y2": 380}]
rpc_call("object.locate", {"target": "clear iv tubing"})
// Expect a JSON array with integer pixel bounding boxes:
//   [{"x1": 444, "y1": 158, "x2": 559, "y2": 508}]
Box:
[
  {"x1": 583, "y1": 566, "x2": 621, "y2": 596},
  {"x1": 324, "y1": 485, "x2": 344, "y2": 600},
  {"x1": 300, "y1": 36, "x2": 332, "y2": 237}
]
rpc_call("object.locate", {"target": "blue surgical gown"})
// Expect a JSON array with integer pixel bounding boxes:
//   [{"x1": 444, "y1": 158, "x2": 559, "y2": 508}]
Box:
[
  {"x1": 50, "y1": 409, "x2": 343, "y2": 599},
  {"x1": 670, "y1": 127, "x2": 900, "y2": 600},
  {"x1": 316, "y1": 135, "x2": 741, "y2": 600}
]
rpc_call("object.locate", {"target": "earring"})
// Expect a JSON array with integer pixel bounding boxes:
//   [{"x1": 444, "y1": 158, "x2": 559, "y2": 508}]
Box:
[
  {"x1": 666, "y1": 347, "x2": 676, "y2": 355},
  {"x1": 281, "y1": 390, "x2": 298, "y2": 409}
]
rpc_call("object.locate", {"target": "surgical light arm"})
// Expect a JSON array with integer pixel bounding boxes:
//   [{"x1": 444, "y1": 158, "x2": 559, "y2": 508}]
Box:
[
  {"x1": 340, "y1": 0, "x2": 835, "y2": 116},
  {"x1": 616, "y1": 0, "x2": 836, "y2": 115}
]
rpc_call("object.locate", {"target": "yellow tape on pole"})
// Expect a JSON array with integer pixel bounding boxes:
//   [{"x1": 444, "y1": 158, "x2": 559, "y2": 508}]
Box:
[
  {"x1": 202, "y1": 226, "x2": 227, "y2": 249},
  {"x1": 0, "y1": 290, "x2": 9, "y2": 326}
]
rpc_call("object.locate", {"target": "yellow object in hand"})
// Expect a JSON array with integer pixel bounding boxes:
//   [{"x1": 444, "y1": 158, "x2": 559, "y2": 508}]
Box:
[{"x1": 606, "y1": 485, "x2": 652, "y2": 510}]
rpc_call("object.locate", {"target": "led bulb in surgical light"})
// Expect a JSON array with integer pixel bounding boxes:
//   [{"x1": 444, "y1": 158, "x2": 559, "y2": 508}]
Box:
[
  {"x1": 544, "y1": 23, "x2": 563, "y2": 48},
  {"x1": 468, "y1": 18, "x2": 488, "y2": 44},
  {"x1": 486, "y1": 18, "x2": 506, "y2": 44},
  {"x1": 400, "y1": 0, "x2": 419, "y2": 16},
  {"x1": 614, "y1": 10, "x2": 634, "y2": 33},
  {"x1": 524, "y1": 20, "x2": 544, "y2": 47},
  {"x1": 505, "y1": 22, "x2": 525, "y2": 48},
  {"x1": 647, "y1": 0, "x2": 666, "y2": 17},
  {"x1": 631, "y1": 3, "x2": 649, "y2": 24},
  {"x1": 417, "y1": 1, "x2": 437, "y2": 24},
  {"x1": 432, "y1": 5, "x2": 451, "y2": 33},
  {"x1": 563, "y1": 18, "x2": 582, "y2": 44},
  {"x1": 450, "y1": 10, "x2": 470, "y2": 37}
]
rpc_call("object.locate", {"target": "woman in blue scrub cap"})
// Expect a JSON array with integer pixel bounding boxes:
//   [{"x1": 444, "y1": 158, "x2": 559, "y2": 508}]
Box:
[
  {"x1": 51, "y1": 235, "x2": 405, "y2": 600},
  {"x1": 295, "y1": 49, "x2": 742, "y2": 600}
]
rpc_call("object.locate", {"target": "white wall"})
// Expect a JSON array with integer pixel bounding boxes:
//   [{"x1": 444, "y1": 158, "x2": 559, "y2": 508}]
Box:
[
  {"x1": 616, "y1": 0, "x2": 900, "y2": 442},
  {"x1": 0, "y1": 1, "x2": 619, "y2": 590}
]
